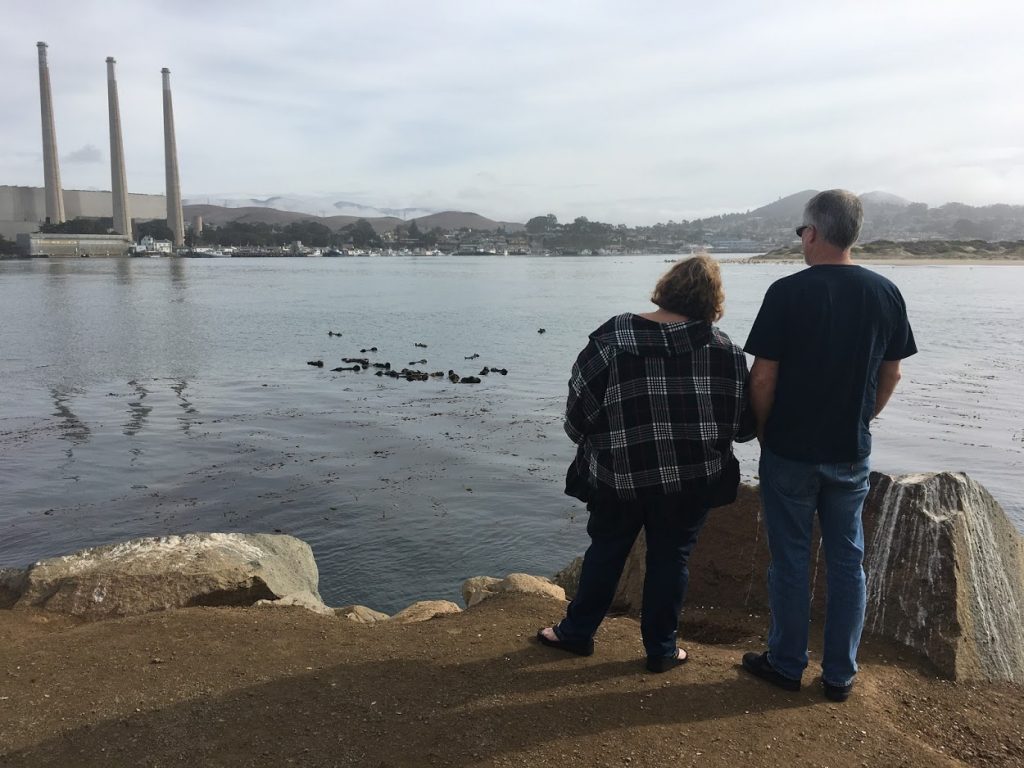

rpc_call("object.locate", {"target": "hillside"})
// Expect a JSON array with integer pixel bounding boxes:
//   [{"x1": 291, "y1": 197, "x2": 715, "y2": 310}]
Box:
[
  {"x1": 413, "y1": 210, "x2": 524, "y2": 232},
  {"x1": 182, "y1": 204, "x2": 521, "y2": 234},
  {"x1": 748, "y1": 189, "x2": 820, "y2": 220},
  {"x1": 169, "y1": 192, "x2": 1024, "y2": 250},
  {"x1": 684, "y1": 192, "x2": 1024, "y2": 247}
]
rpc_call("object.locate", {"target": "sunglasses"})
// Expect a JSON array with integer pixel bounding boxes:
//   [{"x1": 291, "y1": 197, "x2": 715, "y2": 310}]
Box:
[{"x1": 796, "y1": 224, "x2": 813, "y2": 237}]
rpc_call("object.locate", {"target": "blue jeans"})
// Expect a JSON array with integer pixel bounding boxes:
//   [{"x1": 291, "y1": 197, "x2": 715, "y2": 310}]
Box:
[
  {"x1": 759, "y1": 447, "x2": 871, "y2": 687},
  {"x1": 556, "y1": 494, "x2": 709, "y2": 660}
]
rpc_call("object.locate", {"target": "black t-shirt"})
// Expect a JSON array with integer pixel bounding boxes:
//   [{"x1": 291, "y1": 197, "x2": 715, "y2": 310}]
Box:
[{"x1": 744, "y1": 264, "x2": 917, "y2": 463}]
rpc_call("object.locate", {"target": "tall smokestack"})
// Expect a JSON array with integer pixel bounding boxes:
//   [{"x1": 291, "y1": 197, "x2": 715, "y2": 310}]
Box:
[
  {"x1": 37, "y1": 42, "x2": 65, "y2": 225},
  {"x1": 106, "y1": 57, "x2": 131, "y2": 236},
  {"x1": 161, "y1": 67, "x2": 184, "y2": 247}
]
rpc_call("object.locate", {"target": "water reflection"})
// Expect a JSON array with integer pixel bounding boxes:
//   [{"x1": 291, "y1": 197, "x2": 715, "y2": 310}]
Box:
[
  {"x1": 123, "y1": 379, "x2": 152, "y2": 437},
  {"x1": 46, "y1": 259, "x2": 69, "y2": 278},
  {"x1": 169, "y1": 256, "x2": 186, "y2": 288},
  {"x1": 50, "y1": 387, "x2": 90, "y2": 445},
  {"x1": 171, "y1": 379, "x2": 198, "y2": 433},
  {"x1": 115, "y1": 257, "x2": 134, "y2": 285},
  {"x1": 51, "y1": 386, "x2": 90, "y2": 481}
]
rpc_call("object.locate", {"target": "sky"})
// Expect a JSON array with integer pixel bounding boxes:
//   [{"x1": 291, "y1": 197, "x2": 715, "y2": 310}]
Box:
[{"x1": 2, "y1": 0, "x2": 1023, "y2": 225}]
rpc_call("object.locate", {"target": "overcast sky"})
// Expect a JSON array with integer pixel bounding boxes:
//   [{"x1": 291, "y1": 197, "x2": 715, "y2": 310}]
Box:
[{"x1": 2, "y1": 0, "x2": 1022, "y2": 225}]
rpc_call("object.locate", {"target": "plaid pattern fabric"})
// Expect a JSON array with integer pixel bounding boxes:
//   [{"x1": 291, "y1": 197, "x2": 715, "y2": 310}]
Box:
[{"x1": 566, "y1": 313, "x2": 751, "y2": 500}]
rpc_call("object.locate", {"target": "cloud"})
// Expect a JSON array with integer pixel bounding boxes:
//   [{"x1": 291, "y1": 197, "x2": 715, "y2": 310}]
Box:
[
  {"x1": 2, "y1": 1, "x2": 1023, "y2": 224},
  {"x1": 63, "y1": 144, "x2": 103, "y2": 164}
]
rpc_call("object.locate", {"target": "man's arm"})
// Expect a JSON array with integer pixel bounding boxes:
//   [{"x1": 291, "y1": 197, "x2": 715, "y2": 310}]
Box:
[
  {"x1": 874, "y1": 359, "x2": 902, "y2": 417},
  {"x1": 748, "y1": 357, "x2": 779, "y2": 443}
]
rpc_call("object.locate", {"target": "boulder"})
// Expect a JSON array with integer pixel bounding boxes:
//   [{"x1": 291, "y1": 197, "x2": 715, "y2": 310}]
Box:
[
  {"x1": 13, "y1": 533, "x2": 323, "y2": 620},
  {"x1": 334, "y1": 604, "x2": 390, "y2": 624},
  {"x1": 390, "y1": 600, "x2": 462, "y2": 624},
  {"x1": 552, "y1": 557, "x2": 583, "y2": 600},
  {"x1": 1, "y1": 568, "x2": 27, "y2": 609},
  {"x1": 497, "y1": 573, "x2": 565, "y2": 602},
  {"x1": 255, "y1": 591, "x2": 333, "y2": 617},
  {"x1": 863, "y1": 472, "x2": 1024, "y2": 683},
  {"x1": 608, "y1": 483, "x2": 766, "y2": 614},
  {"x1": 462, "y1": 573, "x2": 566, "y2": 608},
  {"x1": 462, "y1": 576, "x2": 502, "y2": 608},
  {"x1": 572, "y1": 474, "x2": 1024, "y2": 683}
]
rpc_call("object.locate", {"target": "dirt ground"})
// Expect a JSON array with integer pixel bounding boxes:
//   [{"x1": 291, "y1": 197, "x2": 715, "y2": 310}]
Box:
[{"x1": 1, "y1": 594, "x2": 1021, "y2": 768}]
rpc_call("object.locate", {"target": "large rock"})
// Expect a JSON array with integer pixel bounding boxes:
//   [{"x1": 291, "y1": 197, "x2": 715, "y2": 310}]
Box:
[
  {"x1": 390, "y1": 600, "x2": 462, "y2": 623},
  {"x1": 13, "y1": 533, "x2": 323, "y2": 620},
  {"x1": 552, "y1": 557, "x2": 583, "y2": 600},
  {"x1": 864, "y1": 472, "x2": 1024, "y2": 683},
  {"x1": 1, "y1": 568, "x2": 27, "y2": 609},
  {"x1": 605, "y1": 483, "x2": 766, "y2": 614},
  {"x1": 462, "y1": 573, "x2": 566, "y2": 608},
  {"x1": 570, "y1": 473, "x2": 1024, "y2": 683}
]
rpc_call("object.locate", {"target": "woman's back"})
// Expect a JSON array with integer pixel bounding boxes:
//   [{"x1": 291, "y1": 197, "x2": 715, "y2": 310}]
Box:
[{"x1": 566, "y1": 312, "x2": 750, "y2": 500}]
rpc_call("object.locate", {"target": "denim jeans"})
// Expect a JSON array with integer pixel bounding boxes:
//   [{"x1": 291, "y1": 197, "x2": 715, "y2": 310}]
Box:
[
  {"x1": 759, "y1": 447, "x2": 871, "y2": 687},
  {"x1": 556, "y1": 494, "x2": 709, "y2": 660}
]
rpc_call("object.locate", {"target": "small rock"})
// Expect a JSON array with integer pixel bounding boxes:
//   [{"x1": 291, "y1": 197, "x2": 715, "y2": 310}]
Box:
[
  {"x1": 390, "y1": 600, "x2": 462, "y2": 624},
  {"x1": 334, "y1": 604, "x2": 390, "y2": 624}
]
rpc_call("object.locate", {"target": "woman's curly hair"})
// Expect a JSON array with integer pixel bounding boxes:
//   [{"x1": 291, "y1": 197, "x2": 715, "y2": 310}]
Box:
[{"x1": 650, "y1": 254, "x2": 725, "y2": 322}]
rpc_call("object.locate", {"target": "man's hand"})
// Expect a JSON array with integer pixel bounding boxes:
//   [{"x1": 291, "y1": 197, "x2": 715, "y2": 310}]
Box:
[
  {"x1": 874, "y1": 360, "x2": 902, "y2": 417},
  {"x1": 749, "y1": 357, "x2": 780, "y2": 444}
]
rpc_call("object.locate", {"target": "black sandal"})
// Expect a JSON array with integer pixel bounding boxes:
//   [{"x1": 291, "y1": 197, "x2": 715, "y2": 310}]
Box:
[
  {"x1": 536, "y1": 628, "x2": 594, "y2": 657},
  {"x1": 646, "y1": 648, "x2": 689, "y2": 673}
]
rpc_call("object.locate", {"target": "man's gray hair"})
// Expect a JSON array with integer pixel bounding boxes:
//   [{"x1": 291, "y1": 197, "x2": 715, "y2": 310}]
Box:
[{"x1": 804, "y1": 189, "x2": 863, "y2": 250}]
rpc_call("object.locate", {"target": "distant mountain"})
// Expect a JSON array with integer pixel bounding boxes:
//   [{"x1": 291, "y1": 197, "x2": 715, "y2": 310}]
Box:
[
  {"x1": 181, "y1": 204, "x2": 521, "y2": 234},
  {"x1": 414, "y1": 211, "x2": 524, "y2": 232},
  {"x1": 750, "y1": 190, "x2": 819, "y2": 220},
  {"x1": 179, "y1": 190, "x2": 1023, "y2": 243},
  {"x1": 860, "y1": 191, "x2": 912, "y2": 207},
  {"x1": 182, "y1": 194, "x2": 437, "y2": 221},
  {"x1": 688, "y1": 191, "x2": 1024, "y2": 245},
  {"x1": 183, "y1": 204, "x2": 320, "y2": 227},
  {"x1": 747, "y1": 190, "x2": 911, "y2": 221}
]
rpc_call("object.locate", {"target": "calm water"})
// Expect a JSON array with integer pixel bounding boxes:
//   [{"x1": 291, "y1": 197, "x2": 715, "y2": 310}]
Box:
[{"x1": 2, "y1": 255, "x2": 1022, "y2": 613}]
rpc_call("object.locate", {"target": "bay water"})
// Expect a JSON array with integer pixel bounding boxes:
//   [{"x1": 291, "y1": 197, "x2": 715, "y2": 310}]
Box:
[{"x1": 1, "y1": 255, "x2": 1021, "y2": 612}]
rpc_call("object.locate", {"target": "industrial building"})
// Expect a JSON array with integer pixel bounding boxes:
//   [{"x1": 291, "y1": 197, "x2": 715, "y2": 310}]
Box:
[
  {"x1": 0, "y1": 42, "x2": 184, "y2": 255},
  {"x1": 15, "y1": 232, "x2": 132, "y2": 258},
  {"x1": 0, "y1": 186, "x2": 165, "y2": 240}
]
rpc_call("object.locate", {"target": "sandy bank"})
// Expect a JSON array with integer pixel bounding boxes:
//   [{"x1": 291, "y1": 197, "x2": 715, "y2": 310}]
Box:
[
  {"x1": 745, "y1": 257, "x2": 1024, "y2": 266},
  {"x1": 1, "y1": 594, "x2": 1021, "y2": 767}
]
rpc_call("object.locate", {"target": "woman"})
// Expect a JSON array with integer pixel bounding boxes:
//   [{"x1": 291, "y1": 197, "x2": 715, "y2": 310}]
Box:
[{"x1": 538, "y1": 255, "x2": 753, "y2": 672}]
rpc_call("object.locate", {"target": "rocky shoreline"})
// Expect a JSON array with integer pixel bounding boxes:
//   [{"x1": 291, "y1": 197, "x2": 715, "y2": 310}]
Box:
[
  {"x1": 2, "y1": 471, "x2": 1023, "y2": 766},
  {"x1": 5, "y1": 472, "x2": 1022, "y2": 684}
]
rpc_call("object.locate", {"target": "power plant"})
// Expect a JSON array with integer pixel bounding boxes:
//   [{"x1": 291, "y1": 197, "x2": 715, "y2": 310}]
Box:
[
  {"x1": 37, "y1": 42, "x2": 65, "y2": 225},
  {"x1": 106, "y1": 57, "x2": 131, "y2": 236},
  {"x1": 1, "y1": 42, "x2": 186, "y2": 255},
  {"x1": 162, "y1": 68, "x2": 185, "y2": 247}
]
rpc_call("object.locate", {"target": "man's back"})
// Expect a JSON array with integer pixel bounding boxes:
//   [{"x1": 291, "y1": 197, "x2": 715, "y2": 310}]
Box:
[
  {"x1": 744, "y1": 264, "x2": 916, "y2": 463},
  {"x1": 741, "y1": 188, "x2": 917, "y2": 699}
]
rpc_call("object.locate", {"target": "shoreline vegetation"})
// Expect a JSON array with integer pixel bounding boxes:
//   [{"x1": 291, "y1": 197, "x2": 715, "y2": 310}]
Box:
[{"x1": 751, "y1": 239, "x2": 1024, "y2": 265}]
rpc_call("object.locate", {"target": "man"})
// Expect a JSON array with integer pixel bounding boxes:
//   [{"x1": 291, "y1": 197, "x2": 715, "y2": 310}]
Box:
[{"x1": 741, "y1": 189, "x2": 916, "y2": 702}]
